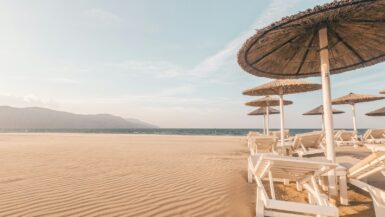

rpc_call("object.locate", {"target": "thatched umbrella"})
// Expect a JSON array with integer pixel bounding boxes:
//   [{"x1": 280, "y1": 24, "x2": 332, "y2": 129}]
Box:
[
  {"x1": 237, "y1": 0, "x2": 385, "y2": 195},
  {"x1": 303, "y1": 105, "x2": 345, "y2": 130},
  {"x1": 248, "y1": 107, "x2": 280, "y2": 134},
  {"x1": 366, "y1": 107, "x2": 385, "y2": 116},
  {"x1": 380, "y1": 90, "x2": 385, "y2": 94},
  {"x1": 243, "y1": 79, "x2": 321, "y2": 146},
  {"x1": 245, "y1": 96, "x2": 293, "y2": 135},
  {"x1": 332, "y1": 93, "x2": 385, "y2": 132}
]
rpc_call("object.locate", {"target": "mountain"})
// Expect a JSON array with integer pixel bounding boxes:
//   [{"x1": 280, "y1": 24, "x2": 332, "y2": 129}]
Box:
[{"x1": 0, "y1": 106, "x2": 158, "y2": 129}]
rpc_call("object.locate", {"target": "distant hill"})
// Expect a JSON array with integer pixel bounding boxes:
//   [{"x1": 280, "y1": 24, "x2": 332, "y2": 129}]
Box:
[{"x1": 0, "y1": 106, "x2": 157, "y2": 129}]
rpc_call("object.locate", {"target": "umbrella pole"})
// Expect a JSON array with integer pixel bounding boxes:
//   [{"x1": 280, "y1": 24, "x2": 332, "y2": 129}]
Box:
[
  {"x1": 266, "y1": 106, "x2": 270, "y2": 135},
  {"x1": 321, "y1": 114, "x2": 325, "y2": 132},
  {"x1": 263, "y1": 114, "x2": 266, "y2": 134},
  {"x1": 319, "y1": 27, "x2": 337, "y2": 197},
  {"x1": 279, "y1": 95, "x2": 285, "y2": 146},
  {"x1": 351, "y1": 104, "x2": 358, "y2": 134}
]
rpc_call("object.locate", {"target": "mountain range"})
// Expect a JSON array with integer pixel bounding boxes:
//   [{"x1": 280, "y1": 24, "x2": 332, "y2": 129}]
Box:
[{"x1": 0, "y1": 106, "x2": 157, "y2": 129}]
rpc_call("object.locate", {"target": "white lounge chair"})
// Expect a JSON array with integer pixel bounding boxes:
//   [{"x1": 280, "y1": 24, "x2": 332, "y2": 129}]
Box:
[
  {"x1": 348, "y1": 152, "x2": 385, "y2": 217},
  {"x1": 249, "y1": 135, "x2": 278, "y2": 154},
  {"x1": 289, "y1": 131, "x2": 325, "y2": 157},
  {"x1": 247, "y1": 131, "x2": 263, "y2": 148},
  {"x1": 334, "y1": 130, "x2": 361, "y2": 147},
  {"x1": 363, "y1": 129, "x2": 385, "y2": 144},
  {"x1": 248, "y1": 154, "x2": 338, "y2": 217}
]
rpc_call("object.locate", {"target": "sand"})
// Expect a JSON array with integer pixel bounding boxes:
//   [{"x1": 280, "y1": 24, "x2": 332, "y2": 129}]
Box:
[{"x1": 0, "y1": 133, "x2": 381, "y2": 216}]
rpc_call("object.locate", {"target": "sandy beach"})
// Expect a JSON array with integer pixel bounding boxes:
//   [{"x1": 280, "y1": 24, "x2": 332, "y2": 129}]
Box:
[{"x1": 0, "y1": 133, "x2": 381, "y2": 217}]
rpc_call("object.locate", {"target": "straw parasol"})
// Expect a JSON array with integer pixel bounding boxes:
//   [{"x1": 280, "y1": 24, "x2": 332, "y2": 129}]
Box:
[
  {"x1": 366, "y1": 107, "x2": 385, "y2": 116},
  {"x1": 237, "y1": 0, "x2": 385, "y2": 195},
  {"x1": 248, "y1": 107, "x2": 280, "y2": 134},
  {"x1": 332, "y1": 92, "x2": 384, "y2": 133},
  {"x1": 243, "y1": 79, "x2": 321, "y2": 146},
  {"x1": 303, "y1": 105, "x2": 345, "y2": 130},
  {"x1": 380, "y1": 90, "x2": 385, "y2": 94},
  {"x1": 246, "y1": 96, "x2": 293, "y2": 135}
]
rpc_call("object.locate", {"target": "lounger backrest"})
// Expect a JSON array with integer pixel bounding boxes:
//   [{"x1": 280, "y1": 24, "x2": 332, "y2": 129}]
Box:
[
  {"x1": 252, "y1": 136, "x2": 278, "y2": 153},
  {"x1": 269, "y1": 130, "x2": 290, "y2": 139},
  {"x1": 338, "y1": 130, "x2": 356, "y2": 141},
  {"x1": 370, "y1": 129, "x2": 385, "y2": 139},
  {"x1": 292, "y1": 131, "x2": 324, "y2": 150},
  {"x1": 348, "y1": 152, "x2": 385, "y2": 180},
  {"x1": 251, "y1": 154, "x2": 336, "y2": 181},
  {"x1": 362, "y1": 129, "x2": 372, "y2": 140}
]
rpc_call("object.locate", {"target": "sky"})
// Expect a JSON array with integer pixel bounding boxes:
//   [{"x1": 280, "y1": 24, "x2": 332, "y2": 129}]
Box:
[{"x1": 0, "y1": 0, "x2": 384, "y2": 128}]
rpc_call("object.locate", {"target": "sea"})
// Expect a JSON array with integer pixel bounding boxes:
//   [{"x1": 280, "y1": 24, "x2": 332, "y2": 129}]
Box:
[{"x1": 0, "y1": 128, "x2": 369, "y2": 136}]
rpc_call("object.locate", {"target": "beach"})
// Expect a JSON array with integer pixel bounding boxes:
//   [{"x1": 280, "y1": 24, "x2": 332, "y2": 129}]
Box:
[
  {"x1": 0, "y1": 133, "x2": 253, "y2": 216},
  {"x1": 0, "y1": 133, "x2": 380, "y2": 217}
]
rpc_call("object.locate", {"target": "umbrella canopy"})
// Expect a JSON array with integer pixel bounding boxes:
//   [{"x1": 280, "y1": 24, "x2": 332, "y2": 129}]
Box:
[
  {"x1": 245, "y1": 96, "x2": 293, "y2": 107},
  {"x1": 303, "y1": 105, "x2": 345, "y2": 115},
  {"x1": 332, "y1": 92, "x2": 384, "y2": 134},
  {"x1": 332, "y1": 93, "x2": 385, "y2": 105},
  {"x1": 248, "y1": 107, "x2": 280, "y2": 135},
  {"x1": 238, "y1": 0, "x2": 385, "y2": 79},
  {"x1": 248, "y1": 107, "x2": 279, "y2": 115},
  {"x1": 380, "y1": 90, "x2": 385, "y2": 94},
  {"x1": 243, "y1": 79, "x2": 322, "y2": 96},
  {"x1": 366, "y1": 107, "x2": 385, "y2": 116}
]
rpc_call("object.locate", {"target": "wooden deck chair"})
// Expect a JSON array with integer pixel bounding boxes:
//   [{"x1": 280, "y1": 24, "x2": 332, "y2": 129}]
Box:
[
  {"x1": 249, "y1": 136, "x2": 278, "y2": 154},
  {"x1": 363, "y1": 129, "x2": 385, "y2": 144},
  {"x1": 248, "y1": 154, "x2": 338, "y2": 217},
  {"x1": 290, "y1": 131, "x2": 326, "y2": 157},
  {"x1": 334, "y1": 130, "x2": 361, "y2": 147},
  {"x1": 348, "y1": 152, "x2": 385, "y2": 217}
]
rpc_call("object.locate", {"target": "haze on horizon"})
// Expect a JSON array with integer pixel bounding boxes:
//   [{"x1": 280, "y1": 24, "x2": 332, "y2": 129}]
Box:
[{"x1": 1, "y1": 0, "x2": 385, "y2": 129}]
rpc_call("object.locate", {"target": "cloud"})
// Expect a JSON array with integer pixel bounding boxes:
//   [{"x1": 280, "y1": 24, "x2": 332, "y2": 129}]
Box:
[
  {"x1": 84, "y1": 8, "x2": 122, "y2": 24},
  {"x1": 0, "y1": 94, "x2": 59, "y2": 108}
]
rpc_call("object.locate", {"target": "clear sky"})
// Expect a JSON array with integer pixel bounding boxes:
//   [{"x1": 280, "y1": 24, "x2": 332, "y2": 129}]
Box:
[{"x1": 1, "y1": 0, "x2": 384, "y2": 128}]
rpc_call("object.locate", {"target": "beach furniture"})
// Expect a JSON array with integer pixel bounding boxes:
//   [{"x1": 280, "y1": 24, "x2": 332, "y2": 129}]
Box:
[
  {"x1": 245, "y1": 96, "x2": 292, "y2": 136},
  {"x1": 303, "y1": 105, "x2": 344, "y2": 131},
  {"x1": 244, "y1": 80, "x2": 321, "y2": 148},
  {"x1": 363, "y1": 129, "x2": 385, "y2": 144},
  {"x1": 248, "y1": 107, "x2": 279, "y2": 135},
  {"x1": 348, "y1": 152, "x2": 385, "y2": 216},
  {"x1": 237, "y1": 0, "x2": 385, "y2": 195},
  {"x1": 332, "y1": 93, "x2": 385, "y2": 134},
  {"x1": 289, "y1": 131, "x2": 325, "y2": 157},
  {"x1": 249, "y1": 135, "x2": 278, "y2": 155},
  {"x1": 334, "y1": 130, "x2": 361, "y2": 147},
  {"x1": 269, "y1": 130, "x2": 290, "y2": 139},
  {"x1": 248, "y1": 154, "x2": 338, "y2": 217}
]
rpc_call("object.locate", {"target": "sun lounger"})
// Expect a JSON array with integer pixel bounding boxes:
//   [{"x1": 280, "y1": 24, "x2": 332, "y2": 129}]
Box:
[
  {"x1": 289, "y1": 131, "x2": 325, "y2": 157},
  {"x1": 334, "y1": 130, "x2": 361, "y2": 147},
  {"x1": 247, "y1": 131, "x2": 262, "y2": 148},
  {"x1": 348, "y1": 152, "x2": 385, "y2": 217},
  {"x1": 248, "y1": 154, "x2": 338, "y2": 217},
  {"x1": 269, "y1": 130, "x2": 290, "y2": 139},
  {"x1": 363, "y1": 129, "x2": 385, "y2": 144},
  {"x1": 249, "y1": 135, "x2": 278, "y2": 154}
]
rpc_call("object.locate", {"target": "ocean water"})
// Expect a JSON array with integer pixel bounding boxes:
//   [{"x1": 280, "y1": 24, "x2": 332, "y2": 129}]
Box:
[{"x1": 0, "y1": 128, "x2": 368, "y2": 136}]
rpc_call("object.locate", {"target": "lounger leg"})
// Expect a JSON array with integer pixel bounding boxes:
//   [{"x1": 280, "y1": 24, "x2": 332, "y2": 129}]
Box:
[
  {"x1": 320, "y1": 176, "x2": 328, "y2": 191},
  {"x1": 283, "y1": 179, "x2": 289, "y2": 185},
  {"x1": 248, "y1": 169, "x2": 253, "y2": 183},
  {"x1": 339, "y1": 175, "x2": 349, "y2": 205},
  {"x1": 255, "y1": 188, "x2": 264, "y2": 217},
  {"x1": 296, "y1": 181, "x2": 303, "y2": 191}
]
